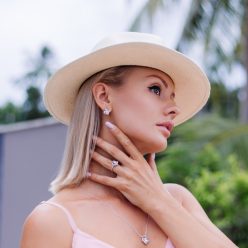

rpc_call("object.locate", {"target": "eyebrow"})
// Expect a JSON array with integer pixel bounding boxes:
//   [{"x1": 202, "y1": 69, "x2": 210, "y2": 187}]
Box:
[
  {"x1": 146, "y1": 74, "x2": 176, "y2": 98},
  {"x1": 146, "y1": 75, "x2": 168, "y2": 88}
]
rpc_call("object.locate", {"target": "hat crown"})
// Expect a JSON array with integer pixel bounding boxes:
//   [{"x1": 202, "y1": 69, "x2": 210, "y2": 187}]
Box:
[{"x1": 92, "y1": 32, "x2": 164, "y2": 52}]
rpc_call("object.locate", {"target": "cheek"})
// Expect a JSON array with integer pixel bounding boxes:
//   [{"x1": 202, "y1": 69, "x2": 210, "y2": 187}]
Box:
[
  {"x1": 113, "y1": 91, "x2": 154, "y2": 128},
  {"x1": 112, "y1": 92, "x2": 167, "y2": 153}
]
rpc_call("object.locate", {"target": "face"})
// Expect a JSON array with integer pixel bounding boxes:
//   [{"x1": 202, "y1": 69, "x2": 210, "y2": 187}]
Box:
[{"x1": 108, "y1": 67, "x2": 180, "y2": 155}]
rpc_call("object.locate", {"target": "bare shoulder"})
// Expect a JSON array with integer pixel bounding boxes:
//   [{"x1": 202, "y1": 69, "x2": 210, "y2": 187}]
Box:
[
  {"x1": 162, "y1": 183, "x2": 238, "y2": 246},
  {"x1": 163, "y1": 183, "x2": 215, "y2": 225},
  {"x1": 163, "y1": 183, "x2": 214, "y2": 228},
  {"x1": 163, "y1": 182, "x2": 189, "y2": 194},
  {"x1": 163, "y1": 183, "x2": 189, "y2": 203},
  {"x1": 163, "y1": 183, "x2": 205, "y2": 213},
  {"x1": 20, "y1": 202, "x2": 72, "y2": 248}
]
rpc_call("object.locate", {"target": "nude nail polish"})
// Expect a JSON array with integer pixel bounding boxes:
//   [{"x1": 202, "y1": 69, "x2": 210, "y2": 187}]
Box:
[{"x1": 105, "y1": 121, "x2": 115, "y2": 129}]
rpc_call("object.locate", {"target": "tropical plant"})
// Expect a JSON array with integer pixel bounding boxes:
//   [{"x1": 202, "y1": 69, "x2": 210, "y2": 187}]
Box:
[
  {"x1": 156, "y1": 114, "x2": 248, "y2": 247},
  {"x1": 0, "y1": 46, "x2": 54, "y2": 124},
  {"x1": 129, "y1": 0, "x2": 248, "y2": 122},
  {"x1": 15, "y1": 46, "x2": 55, "y2": 88},
  {"x1": 0, "y1": 102, "x2": 23, "y2": 124}
]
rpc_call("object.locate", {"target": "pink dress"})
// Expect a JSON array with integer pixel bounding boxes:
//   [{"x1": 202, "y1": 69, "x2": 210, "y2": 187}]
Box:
[{"x1": 40, "y1": 201, "x2": 175, "y2": 248}]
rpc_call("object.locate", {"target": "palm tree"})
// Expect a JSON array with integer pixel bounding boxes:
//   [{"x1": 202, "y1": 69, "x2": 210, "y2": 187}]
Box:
[
  {"x1": 15, "y1": 46, "x2": 56, "y2": 119},
  {"x1": 129, "y1": 3, "x2": 248, "y2": 246},
  {"x1": 242, "y1": 0, "x2": 248, "y2": 122},
  {"x1": 15, "y1": 46, "x2": 55, "y2": 88},
  {"x1": 0, "y1": 46, "x2": 55, "y2": 124},
  {"x1": 129, "y1": 0, "x2": 248, "y2": 122}
]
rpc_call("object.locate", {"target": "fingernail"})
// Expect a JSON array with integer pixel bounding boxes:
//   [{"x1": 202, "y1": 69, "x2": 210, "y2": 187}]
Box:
[
  {"x1": 105, "y1": 121, "x2": 115, "y2": 129},
  {"x1": 86, "y1": 172, "x2": 92, "y2": 178},
  {"x1": 152, "y1": 153, "x2": 156, "y2": 160}
]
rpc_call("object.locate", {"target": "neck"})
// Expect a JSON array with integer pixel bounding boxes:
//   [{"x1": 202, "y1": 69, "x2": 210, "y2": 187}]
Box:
[
  {"x1": 84, "y1": 159, "x2": 126, "y2": 202},
  {"x1": 79, "y1": 125, "x2": 129, "y2": 203}
]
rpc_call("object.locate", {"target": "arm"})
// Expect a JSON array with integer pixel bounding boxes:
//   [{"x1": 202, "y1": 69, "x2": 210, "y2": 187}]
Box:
[
  {"x1": 20, "y1": 204, "x2": 71, "y2": 248},
  {"x1": 148, "y1": 183, "x2": 238, "y2": 248},
  {"x1": 88, "y1": 123, "x2": 238, "y2": 248},
  {"x1": 168, "y1": 184, "x2": 234, "y2": 242}
]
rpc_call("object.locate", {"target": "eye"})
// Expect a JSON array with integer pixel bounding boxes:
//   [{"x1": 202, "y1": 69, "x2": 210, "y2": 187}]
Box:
[{"x1": 149, "y1": 85, "x2": 161, "y2": 96}]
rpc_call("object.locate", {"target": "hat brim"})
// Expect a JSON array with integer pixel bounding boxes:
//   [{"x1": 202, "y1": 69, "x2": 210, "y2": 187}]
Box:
[{"x1": 44, "y1": 42, "x2": 210, "y2": 126}]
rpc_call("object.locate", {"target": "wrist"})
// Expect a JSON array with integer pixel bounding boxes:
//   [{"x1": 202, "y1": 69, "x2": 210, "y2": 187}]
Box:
[{"x1": 145, "y1": 187, "x2": 172, "y2": 216}]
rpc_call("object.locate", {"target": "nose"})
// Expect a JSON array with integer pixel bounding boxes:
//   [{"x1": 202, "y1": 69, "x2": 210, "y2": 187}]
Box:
[{"x1": 164, "y1": 103, "x2": 180, "y2": 120}]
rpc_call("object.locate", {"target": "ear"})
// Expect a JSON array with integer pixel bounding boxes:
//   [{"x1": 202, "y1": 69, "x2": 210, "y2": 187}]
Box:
[{"x1": 92, "y1": 82, "x2": 112, "y2": 110}]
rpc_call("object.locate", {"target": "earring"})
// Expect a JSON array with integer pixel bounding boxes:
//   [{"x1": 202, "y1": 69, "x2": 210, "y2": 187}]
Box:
[{"x1": 103, "y1": 107, "x2": 111, "y2": 115}]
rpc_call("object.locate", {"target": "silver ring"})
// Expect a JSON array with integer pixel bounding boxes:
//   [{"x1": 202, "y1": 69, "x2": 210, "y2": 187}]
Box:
[{"x1": 111, "y1": 160, "x2": 119, "y2": 172}]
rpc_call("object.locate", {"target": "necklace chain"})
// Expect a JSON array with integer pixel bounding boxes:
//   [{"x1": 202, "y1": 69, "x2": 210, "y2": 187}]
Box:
[{"x1": 86, "y1": 196, "x2": 150, "y2": 245}]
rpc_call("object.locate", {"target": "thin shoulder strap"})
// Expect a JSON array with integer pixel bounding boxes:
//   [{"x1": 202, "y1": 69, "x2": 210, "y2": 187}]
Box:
[{"x1": 40, "y1": 201, "x2": 78, "y2": 232}]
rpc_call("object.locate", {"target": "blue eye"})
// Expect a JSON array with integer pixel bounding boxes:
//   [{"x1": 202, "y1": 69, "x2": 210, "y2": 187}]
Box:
[{"x1": 149, "y1": 85, "x2": 161, "y2": 96}]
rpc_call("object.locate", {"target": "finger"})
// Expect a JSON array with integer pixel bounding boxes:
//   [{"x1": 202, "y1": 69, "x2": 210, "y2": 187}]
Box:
[
  {"x1": 91, "y1": 151, "x2": 123, "y2": 174},
  {"x1": 105, "y1": 121, "x2": 143, "y2": 161},
  {"x1": 95, "y1": 137, "x2": 131, "y2": 167},
  {"x1": 147, "y1": 153, "x2": 156, "y2": 170},
  {"x1": 146, "y1": 153, "x2": 160, "y2": 179},
  {"x1": 87, "y1": 172, "x2": 119, "y2": 188}
]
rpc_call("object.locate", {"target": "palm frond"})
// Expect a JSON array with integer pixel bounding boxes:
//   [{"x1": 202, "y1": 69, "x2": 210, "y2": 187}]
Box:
[{"x1": 128, "y1": 0, "x2": 175, "y2": 32}]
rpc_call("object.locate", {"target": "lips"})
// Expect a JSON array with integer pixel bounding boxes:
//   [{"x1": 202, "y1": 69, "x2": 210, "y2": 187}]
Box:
[{"x1": 156, "y1": 121, "x2": 174, "y2": 137}]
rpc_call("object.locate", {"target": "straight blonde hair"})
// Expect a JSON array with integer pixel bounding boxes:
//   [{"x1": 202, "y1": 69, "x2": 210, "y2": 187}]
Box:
[{"x1": 49, "y1": 65, "x2": 136, "y2": 194}]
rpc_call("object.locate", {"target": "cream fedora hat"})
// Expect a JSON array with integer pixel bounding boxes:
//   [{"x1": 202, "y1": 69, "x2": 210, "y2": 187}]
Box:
[{"x1": 44, "y1": 32, "x2": 210, "y2": 126}]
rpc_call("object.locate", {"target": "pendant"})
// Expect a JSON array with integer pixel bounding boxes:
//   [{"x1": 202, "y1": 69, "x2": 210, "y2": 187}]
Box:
[{"x1": 141, "y1": 235, "x2": 150, "y2": 245}]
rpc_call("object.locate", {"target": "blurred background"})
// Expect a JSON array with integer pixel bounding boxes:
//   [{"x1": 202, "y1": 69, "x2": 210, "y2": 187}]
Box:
[{"x1": 0, "y1": 0, "x2": 247, "y2": 247}]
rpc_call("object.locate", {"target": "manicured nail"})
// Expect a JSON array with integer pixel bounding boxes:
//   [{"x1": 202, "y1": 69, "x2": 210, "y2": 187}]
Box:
[
  {"x1": 105, "y1": 121, "x2": 115, "y2": 129},
  {"x1": 86, "y1": 172, "x2": 92, "y2": 178}
]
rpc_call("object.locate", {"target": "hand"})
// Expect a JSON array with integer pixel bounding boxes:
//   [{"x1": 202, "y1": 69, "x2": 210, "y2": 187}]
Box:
[{"x1": 87, "y1": 121, "x2": 166, "y2": 214}]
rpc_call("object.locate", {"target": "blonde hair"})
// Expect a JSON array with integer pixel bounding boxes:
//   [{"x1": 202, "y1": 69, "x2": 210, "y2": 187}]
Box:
[{"x1": 49, "y1": 66, "x2": 136, "y2": 194}]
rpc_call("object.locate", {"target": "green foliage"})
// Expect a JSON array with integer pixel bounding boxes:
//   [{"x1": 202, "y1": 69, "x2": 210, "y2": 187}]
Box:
[
  {"x1": 187, "y1": 157, "x2": 248, "y2": 247},
  {"x1": 168, "y1": 114, "x2": 248, "y2": 167},
  {"x1": 0, "y1": 86, "x2": 50, "y2": 124},
  {"x1": 0, "y1": 46, "x2": 54, "y2": 124},
  {"x1": 0, "y1": 102, "x2": 23, "y2": 124},
  {"x1": 157, "y1": 114, "x2": 248, "y2": 247},
  {"x1": 206, "y1": 82, "x2": 240, "y2": 119},
  {"x1": 22, "y1": 86, "x2": 49, "y2": 120}
]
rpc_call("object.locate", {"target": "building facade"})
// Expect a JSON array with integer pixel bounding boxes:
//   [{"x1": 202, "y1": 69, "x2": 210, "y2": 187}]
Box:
[{"x1": 0, "y1": 117, "x2": 67, "y2": 248}]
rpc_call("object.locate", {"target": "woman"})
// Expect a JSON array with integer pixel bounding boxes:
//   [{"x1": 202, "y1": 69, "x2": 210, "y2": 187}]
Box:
[{"x1": 20, "y1": 32, "x2": 237, "y2": 248}]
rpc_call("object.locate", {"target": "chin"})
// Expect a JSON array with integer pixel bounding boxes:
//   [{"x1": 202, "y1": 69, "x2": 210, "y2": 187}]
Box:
[
  {"x1": 155, "y1": 140, "x2": 168, "y2": 153},
  {"x1": 152, "y1": 133, "x2": 168, "y2": 148},
  {"x1": 138, "y1": 135, "x2": 168, "y2": 155}
]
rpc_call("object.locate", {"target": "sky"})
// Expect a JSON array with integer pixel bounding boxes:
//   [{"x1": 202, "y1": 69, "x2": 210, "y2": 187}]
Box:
[
  {"x1": 0, "y1": 0, "x2": 194, "y2": 106},
  {"x1": 1, "y1": 0, "x2": 245, "y2": 107}
]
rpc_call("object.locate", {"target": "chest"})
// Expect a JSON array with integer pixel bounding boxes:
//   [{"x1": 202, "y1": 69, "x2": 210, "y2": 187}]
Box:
[{"x1": 71, "y1": 204, "x2": 168, "y2": 248}]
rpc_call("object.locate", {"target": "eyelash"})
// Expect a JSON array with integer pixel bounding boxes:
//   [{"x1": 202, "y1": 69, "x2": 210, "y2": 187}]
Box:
[{"x1": 149, "y1": 85, "x2": 161, "y2": 96}]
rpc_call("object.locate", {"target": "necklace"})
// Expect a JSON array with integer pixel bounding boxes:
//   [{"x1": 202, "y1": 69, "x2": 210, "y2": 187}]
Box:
[{"x1": 87, "y1": 196, "x2": 150, "y2": 245}]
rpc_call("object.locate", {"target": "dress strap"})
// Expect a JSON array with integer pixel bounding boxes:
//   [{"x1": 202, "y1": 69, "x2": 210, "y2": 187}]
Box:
[{"x1": 40, "y1": 201, "x2": 77, "y2": 232}]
